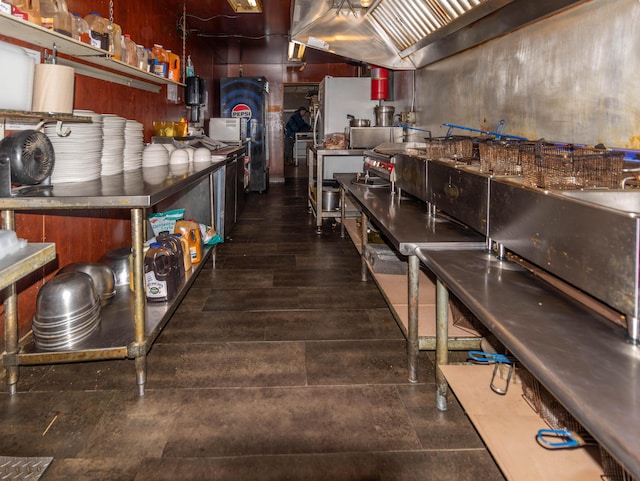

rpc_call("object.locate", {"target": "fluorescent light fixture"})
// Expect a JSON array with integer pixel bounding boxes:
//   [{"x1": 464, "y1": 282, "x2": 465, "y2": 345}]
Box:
[
  {"x1": 288, "y1": 41, "x2": 306, "y2": 61},
  {"x1": 227, "y1": 0, "x2": 262, "y2": 13}
]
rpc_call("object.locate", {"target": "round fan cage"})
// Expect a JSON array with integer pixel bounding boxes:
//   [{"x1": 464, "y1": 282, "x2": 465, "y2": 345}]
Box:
[{"x1": 0, "y1": 130, "x2": 55, "y2": 185}]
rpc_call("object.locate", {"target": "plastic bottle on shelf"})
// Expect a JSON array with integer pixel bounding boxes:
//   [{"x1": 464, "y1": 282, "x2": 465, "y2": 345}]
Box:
[
  {"x1": 121, "y1": 34, "x2": 138, "y2": 67},
  {"x1": 84, "y1": 12, "x2": 109, "y2": 50},
  {"x1": 145, "y1": 47, "x2": 155, "y2": 73},
  {"x1": 40, "y1": 0, "x2": 71, "y2": 36},
  {"x1": 185, "y1": 55, "x2": 195, "y2": 77},
  {"x1": 166, "y1": 50, "x2": 180, "y2": 82},
  {"x1": 151, "y1": 44, "x2": 168, "y2": 77},
  {"x1": 144, "y1": 242, "x2": 178, "y2": 302},
  {"x1": 71, "y1": 13, "x2": 90, "y2": 44},
  {"x1": 135, "y1": 44, "x2": 147, "y2": 71},
  {"x1": 174, "y1": 220, "x2": 202, "y2": 264},
  {"x1": 10, "y1": 0, "x2": 42, "y2": 26},
  {"x1": 109, "y1": 21, "x2": 122, "y2": 60},
  {"x1": 156, "y1": 231, "x2": 185, "y2": 284},
  {"x1": 174, "y1": 233, "x2": 192, "y2": 272}
]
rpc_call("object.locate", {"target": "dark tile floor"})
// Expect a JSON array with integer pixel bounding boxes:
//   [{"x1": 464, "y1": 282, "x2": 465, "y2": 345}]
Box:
[{"x1": 0, "y1": 164, "x2": 506, "y2": 480}]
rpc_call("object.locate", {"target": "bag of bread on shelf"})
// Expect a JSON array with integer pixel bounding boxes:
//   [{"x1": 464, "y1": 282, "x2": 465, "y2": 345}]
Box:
[
  {"x1": 148, "y1": 208, "x2": 184, "y2": 237},
  {"x1": 323, "y1": 133, "x2": 346, "y2": 150}
]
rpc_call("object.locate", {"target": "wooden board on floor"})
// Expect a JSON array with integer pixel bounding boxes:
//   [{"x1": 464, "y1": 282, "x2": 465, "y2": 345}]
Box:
[{"x1": 441, "y1": 364, "x2": 603, "y2": 481}]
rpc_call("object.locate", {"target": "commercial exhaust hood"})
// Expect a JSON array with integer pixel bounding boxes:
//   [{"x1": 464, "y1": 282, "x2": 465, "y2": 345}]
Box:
[{"x1": 291, "y1": 0, "x2": 586, "y2": 70}]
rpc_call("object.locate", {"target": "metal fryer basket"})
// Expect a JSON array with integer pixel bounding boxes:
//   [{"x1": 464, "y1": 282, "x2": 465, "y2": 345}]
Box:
[
  {"x1": 478, "y1": 140, "x2": 534, "y2": 175},
  {"x1": 519, "y1": 368, "x2": 586, "y2": 434},
  {"x1": 422, "y1": 136, "x2": 474, "y2": 160},
  {"x1": 600, "y1": 447, "x2": 638, "y2": 481},
  {"x1": 523, "y1": 145, "x2": 624, "y2": 189}
]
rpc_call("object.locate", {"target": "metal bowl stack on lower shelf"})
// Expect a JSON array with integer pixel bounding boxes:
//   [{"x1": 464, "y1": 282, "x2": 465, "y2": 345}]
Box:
[{"x1": 32, "y1": 272, "x2": 102, "y2": 351}]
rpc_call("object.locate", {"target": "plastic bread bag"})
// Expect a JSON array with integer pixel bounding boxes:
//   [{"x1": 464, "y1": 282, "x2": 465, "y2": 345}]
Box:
[
  {"x1": 199, "y1": 223, "x2": 223, "y2": 245},
  {"x1": 148, "y1": 208, "x2": 185, "y2": 237}
]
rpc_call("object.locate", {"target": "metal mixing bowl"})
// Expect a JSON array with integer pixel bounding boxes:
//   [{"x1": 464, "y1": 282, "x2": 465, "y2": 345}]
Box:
[
  {"x1": 57, "y1": 262, "x2": 116, "y2": 301},
  {"x1": 99, "y1": 247, "x2": 131, "y2": 287},
  {"x1": 36, "y1": 272, "x2": 99, "y2": 322}
]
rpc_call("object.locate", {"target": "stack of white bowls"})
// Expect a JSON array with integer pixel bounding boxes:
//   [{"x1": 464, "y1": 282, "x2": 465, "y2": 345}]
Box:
[
  {"x1": 101, "y1": 114, "x2": 126, "y2": 176},
  {"x1": 194, "y1": 147, "x2": 211, "y2": 164},
  {"x1": 142, "y1": 144, "x2": 169, "y2": 168},
  {"x1": 123, "y1": 120, "x2": 144, "y2": 171},
  {"x1": 46, "y1": 110, "x2": 103, "y2": 183}
]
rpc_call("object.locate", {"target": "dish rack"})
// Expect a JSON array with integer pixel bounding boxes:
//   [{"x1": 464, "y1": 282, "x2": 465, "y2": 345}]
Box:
[{"x1": 522, "y1": 145, "x2": 624, "y2": 190}]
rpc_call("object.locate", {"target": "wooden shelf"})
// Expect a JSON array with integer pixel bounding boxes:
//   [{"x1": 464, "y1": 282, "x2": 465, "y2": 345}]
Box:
[{"x1": 441, "y1": 364, "x2": 603, "y2": 481}]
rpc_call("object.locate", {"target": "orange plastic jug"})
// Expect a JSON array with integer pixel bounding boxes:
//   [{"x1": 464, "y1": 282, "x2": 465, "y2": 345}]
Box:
[
  {"x1": 167, "y1": 50, "x2": 180, "y2": 82},
  {"x1": 151, "y1": 44, "x2": 168, "y2": 77},
  {"x1": 174, "y1": 220, "x2": 202, "y2": 264}
]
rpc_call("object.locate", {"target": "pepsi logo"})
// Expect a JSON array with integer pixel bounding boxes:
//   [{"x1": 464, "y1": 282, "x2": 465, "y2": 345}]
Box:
[{"x1": 231, "y1": 104, "x2": 252, "y2": 118}]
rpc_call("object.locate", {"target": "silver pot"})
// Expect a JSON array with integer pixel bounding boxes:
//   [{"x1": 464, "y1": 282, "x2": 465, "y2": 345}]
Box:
[
  {"x1": 374, "y1": 106, "x2": 395, "y2": 126},
  {"x1": 322, "y1": 187, "x2": 341, "y2": 211},
  {"x1": 347, "y1": 115, "x2": 370, "y2": 128}
]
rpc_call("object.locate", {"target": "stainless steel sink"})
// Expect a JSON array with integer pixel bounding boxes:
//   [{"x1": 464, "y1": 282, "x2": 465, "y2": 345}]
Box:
[{"x1": 558, "y1": 190, "x2": 640, "y2": 214}]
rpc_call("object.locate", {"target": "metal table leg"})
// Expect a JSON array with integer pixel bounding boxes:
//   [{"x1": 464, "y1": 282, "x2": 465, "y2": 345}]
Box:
[
  {"x1": 131, "y1": 208, "x2": 147, "y2": 396},
  {"x1": 2, "y1": 210, "x2": 18, "y2": 395},
  {"x1": 360, "y1": 212, "x2": 368, "y2": 282},
  {"x1": 340, "y1": 186, "x2": 346, "y2": 238},
  {"x1": 407, "y1": 254, "x2": 419, "y2": 383},
  {"x1": 315, "y1": 151, "x2": 323, "y2": 234},
  {"x1": 436, "y1": 278, "x2": 449, "y2": 411}
]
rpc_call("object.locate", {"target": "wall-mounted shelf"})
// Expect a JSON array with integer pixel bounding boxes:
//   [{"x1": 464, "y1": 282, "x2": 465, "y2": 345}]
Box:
[
  {"x1": 0, "y1": 109, "x2": 91, "y2": 123},
  {"x1": 0, "y1": 12, "x2": 185, "y2": 93}
]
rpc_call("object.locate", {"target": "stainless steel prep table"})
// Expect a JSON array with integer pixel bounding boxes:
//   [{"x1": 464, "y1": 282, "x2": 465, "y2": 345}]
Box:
[
  {"x1": 308, "y1": 148, "x2": 366, "y2": 233},
  {"x1": 416, "y1": 247, "x2": 640, "y2": 479},
  {"x1": 335, "y1": 173, "x2": 485, "y2": 382},
  {"x1": 0, "y1": 147, "x2": 243, "y2": 396}
]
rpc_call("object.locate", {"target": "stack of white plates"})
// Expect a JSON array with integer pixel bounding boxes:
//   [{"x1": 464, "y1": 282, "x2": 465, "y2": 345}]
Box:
[
  {"x1": 101, "y1": 114, "x2": 126, "y2": 176},
  {"x1": 46, "y1": 110, "x2": 103, "y2": 184},
  {"x1": 123, "y1": 120, "x2": 144, "y2": 171},
  {"x1": 142, "y1": 144, "x2": 169, "y2": 168}
]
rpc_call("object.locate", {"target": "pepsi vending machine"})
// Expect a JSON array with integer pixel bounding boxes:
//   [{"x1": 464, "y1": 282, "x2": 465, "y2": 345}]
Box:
[{"x1": 220, "y1": 77, "x2": 268, "y2": 192}]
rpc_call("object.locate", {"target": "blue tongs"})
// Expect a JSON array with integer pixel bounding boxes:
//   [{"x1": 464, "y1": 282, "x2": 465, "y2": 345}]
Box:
[
  {"x1": 536, "y1": 428, "x2": 595, "y2": 450},
  {"x1": 468, "y1": 350, "x2": 517, "y2": 395}
]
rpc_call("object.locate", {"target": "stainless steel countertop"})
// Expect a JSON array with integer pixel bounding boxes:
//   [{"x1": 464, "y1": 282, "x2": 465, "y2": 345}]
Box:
[
  {"x1": 416, "y1": 247, "x2": 640, "y2": 479},
  {"x1": 335, "y1": 173, "x2": 485, "y2": 255},
  {"x1": 311, "y1": 147, "x2": 367, "y2": 156},
  {"x1": 0, "y1": 147, "x2": 243, "y2": 210}
]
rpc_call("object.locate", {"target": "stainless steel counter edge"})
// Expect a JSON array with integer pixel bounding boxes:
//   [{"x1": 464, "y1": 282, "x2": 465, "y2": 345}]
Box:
[
  {"x1": 335, "y1": 173, "x2": 485, "y2": 255},
  {"x1": 415, "y1": 247, "x2": 640, "y2": 479},
  {"x1": 0, "y1": 147, "x2": 243, "y2": 210}
]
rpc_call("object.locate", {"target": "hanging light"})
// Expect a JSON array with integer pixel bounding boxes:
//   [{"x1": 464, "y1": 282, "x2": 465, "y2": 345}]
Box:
[
  {"x1": 227, "y1": 0, "x2": 262, "y2": 13},
  {"x1": 360, "y1": 0, "x2": 372, "y2": 7},
  {"x1": 288, "y1": 41, "x2": 306, "y2": 62}
]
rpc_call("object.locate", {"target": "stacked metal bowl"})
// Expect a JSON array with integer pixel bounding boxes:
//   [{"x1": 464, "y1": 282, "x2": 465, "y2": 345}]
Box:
[{"x1": 33, "y1": 272, "x2": 102, "y2": 351}]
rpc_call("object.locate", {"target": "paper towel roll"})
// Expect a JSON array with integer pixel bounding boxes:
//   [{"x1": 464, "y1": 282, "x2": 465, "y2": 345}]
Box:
[{"x1": 32, "y1": 64, "x2": 75, "y2": 114}]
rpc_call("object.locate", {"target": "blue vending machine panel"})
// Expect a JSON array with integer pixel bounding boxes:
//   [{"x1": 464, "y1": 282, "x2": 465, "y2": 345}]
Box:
[{"x1": 220, "y1": 77, "x2": 268, "y2": 192}]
